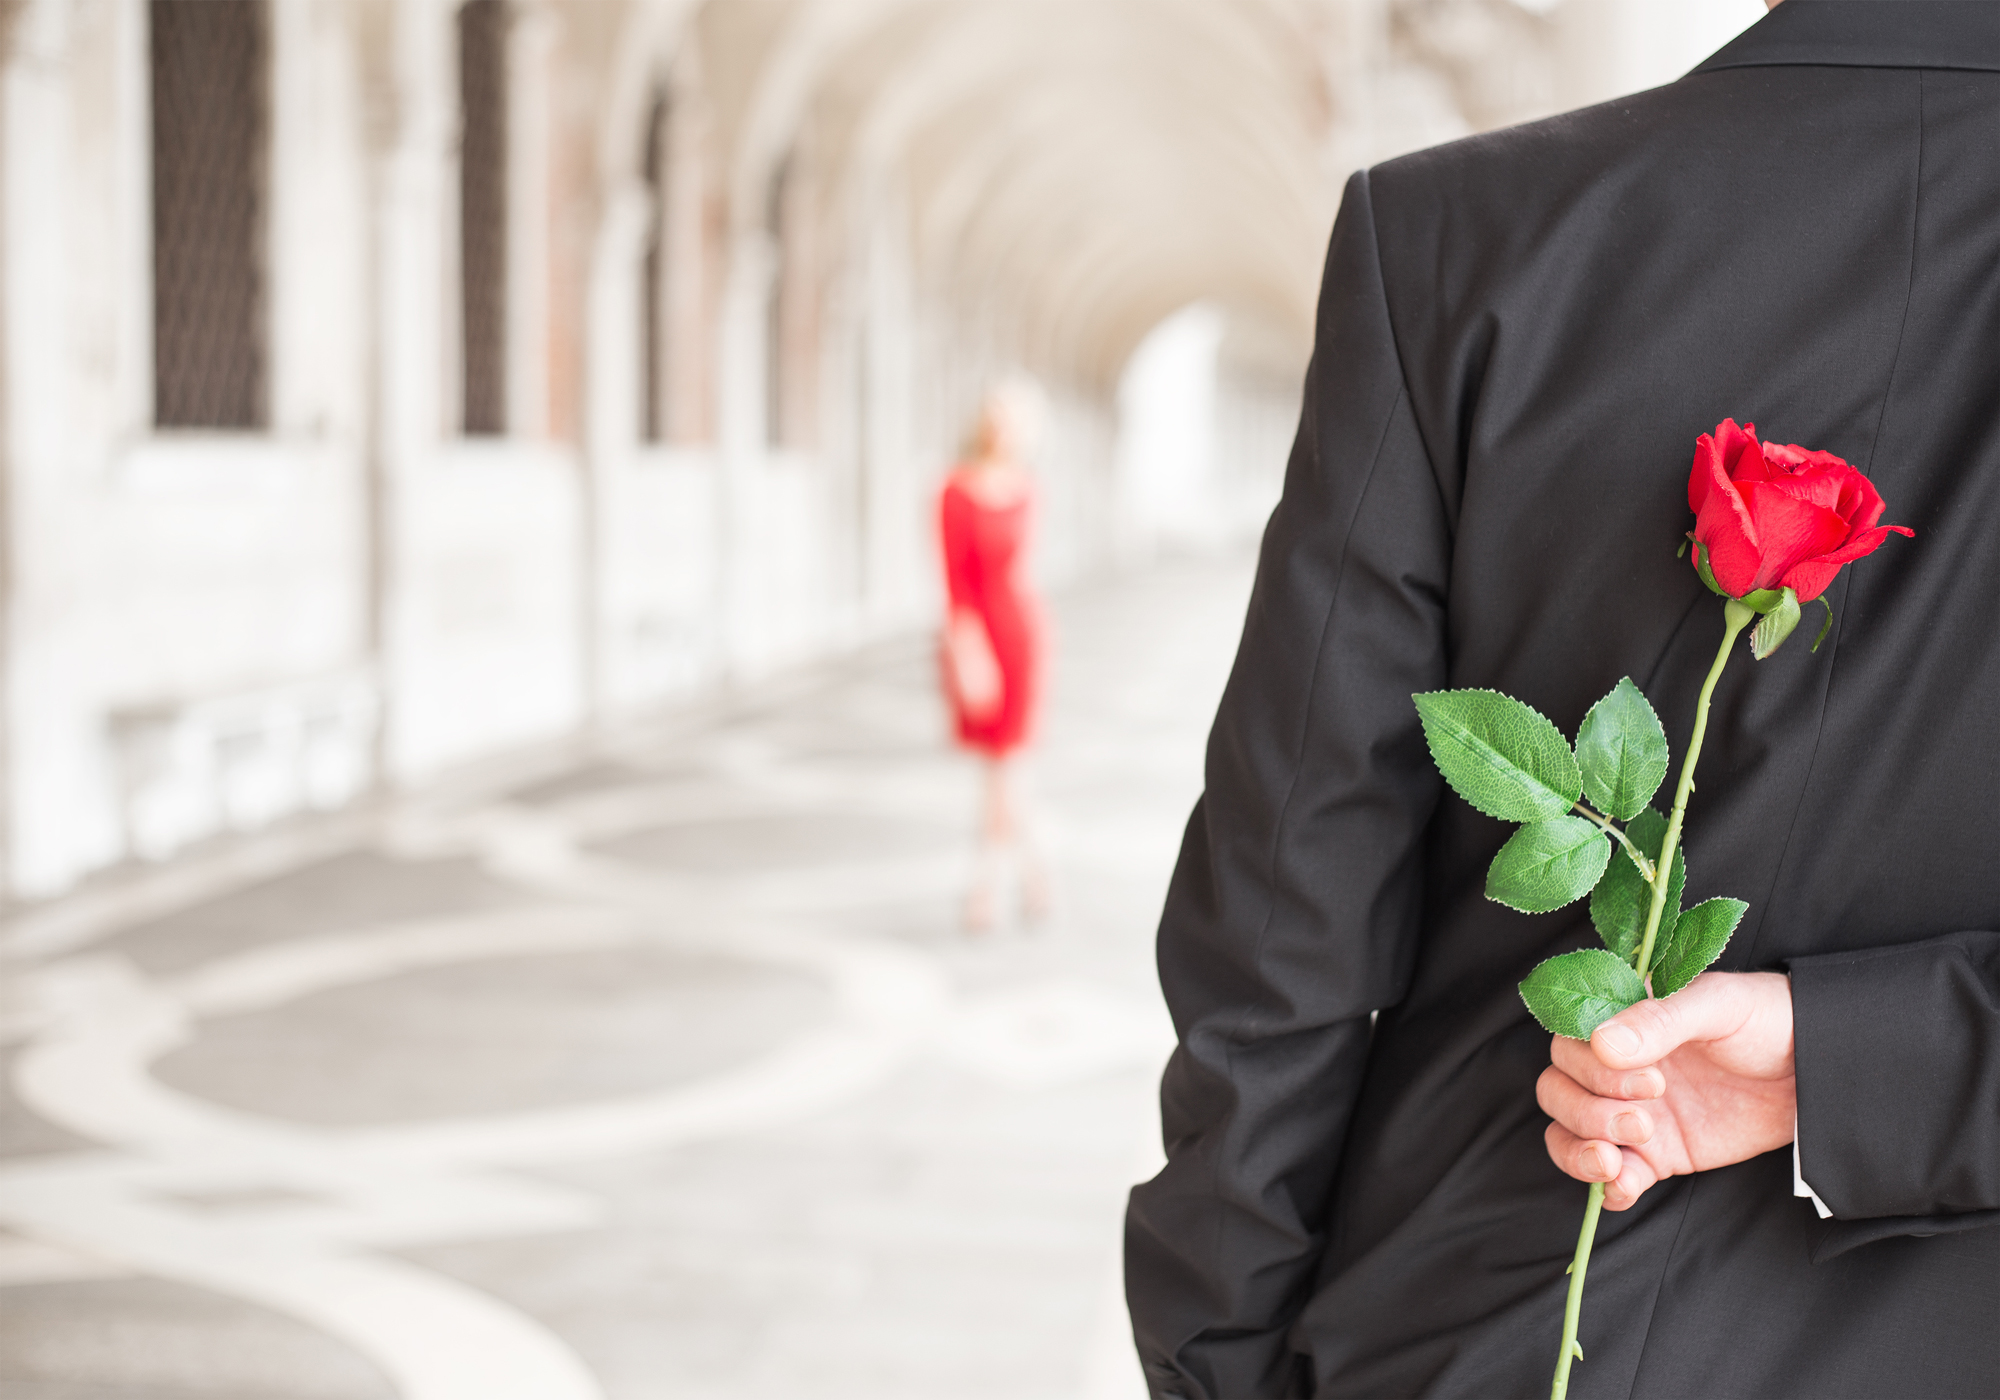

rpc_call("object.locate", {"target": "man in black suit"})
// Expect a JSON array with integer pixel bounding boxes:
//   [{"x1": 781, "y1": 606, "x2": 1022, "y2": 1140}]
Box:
[{"x1": 1124, "y1": 2, "x2": 2000, "y2": 1395}]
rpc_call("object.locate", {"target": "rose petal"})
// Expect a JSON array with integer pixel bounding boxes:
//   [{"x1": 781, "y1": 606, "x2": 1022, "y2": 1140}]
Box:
[
  {"x1": 1762, "y1": 441, "x2": 1848, "y2": 475},
  {"x1": 1689, "y1": 435, "x2": 1717, "y2": 516},
  {"x1": 1758, "y1": 459, "x2": 1850, "y2": 512},
  {"x1": 1695, "y1": 491, "x2": 1765, "y2": 597},
  {"x1": 1738, "y1": 445, "x2": 1789, "y2": 484},
  {"x1": 1818, "y1": 520, "x2": 1915, "y2": 566},
  {"x1": 1729, "y1": 422, "x2": 1786, "y2": 484},
  {"x1": 1723, "y1": 420, "x2": 1765, "y2": 478},
  {"x1": 1832, "y1": 469, "x2": 1887, "y2": 532},
  {"x1": 1737, "y1": 482, "x2": 1851, "y2": 591},
  {"x1": 1691, "y1": 420, "x2": 1760, "y2": 513},
  {"x1": 1689, "y1": 431, "x2": 1725, "y2": 516},
  {"x1": 1777, "y1": 523, "x2": 1914, "y2": 602},
  {"x1": 1691, "y1": 435, "x2": 1764, "y2": 596},
  {"x1": 1779, "y1": 559, "x2": 1841, "y2": 605}
]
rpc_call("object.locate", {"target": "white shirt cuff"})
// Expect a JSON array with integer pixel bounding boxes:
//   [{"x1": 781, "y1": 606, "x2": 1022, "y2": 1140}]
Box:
[{"x1": 1794, "y1": 1119, "x2": 1832, "y2": 1219}]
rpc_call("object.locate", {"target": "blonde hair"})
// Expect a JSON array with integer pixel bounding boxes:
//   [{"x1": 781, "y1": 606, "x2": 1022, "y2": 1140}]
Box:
[{"x1": 965, "y1": 376, "x2": 1046, "y2": 461}]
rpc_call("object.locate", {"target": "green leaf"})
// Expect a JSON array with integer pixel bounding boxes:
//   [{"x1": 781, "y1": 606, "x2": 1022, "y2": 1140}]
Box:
[
  {"x1": 1589, "y1": 808, "x2": 1684, "y2": 964},
  {"x1": 1752, "y1": 587, "x2": 1801, "y2": 660},
  {"x1": 1739, "y1": 588, "x2": 1788, "y2": 614},
  {"x1": 1413, "y1": 690, "x2": 1582, "y2": 824},
  {"x1": 1811, "y1": 597, "x2": 1834, "y2": 652},
  {"x1": 1487, "y1": 816, "x2": 1613, "y2": 914},
  {"x1": 1574, "y1": 678, "x2": 1669, "y2": 821},
  {"x1": 1650, "y1": 897, "x2": 1748, "y2": 998},
  {"x1": 1519, "y1": 948, "x2": 1647, "y2": 1040}
]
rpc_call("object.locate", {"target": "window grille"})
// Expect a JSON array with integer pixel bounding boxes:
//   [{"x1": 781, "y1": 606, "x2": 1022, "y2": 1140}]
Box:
[
  {"x1": 641, "y1": 92, "x2": 669, "y2": 443},
  {"x1": 150, "y1": 0, "x2": 268, "y2": 430},
  {"x1": 459, "y1": 0, "x2": 509, "y2": 436}
]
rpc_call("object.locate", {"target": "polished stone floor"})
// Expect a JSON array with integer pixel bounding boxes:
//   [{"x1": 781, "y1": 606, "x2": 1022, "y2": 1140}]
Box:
[{"x1": 0, "y1": 553, "x2": 1254, "y2": 1400}]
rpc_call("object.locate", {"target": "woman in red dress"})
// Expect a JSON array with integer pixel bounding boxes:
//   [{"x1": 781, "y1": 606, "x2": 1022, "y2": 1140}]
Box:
[{"x1": 939, "y1": 391, "x2": 1049, "y2": 930}]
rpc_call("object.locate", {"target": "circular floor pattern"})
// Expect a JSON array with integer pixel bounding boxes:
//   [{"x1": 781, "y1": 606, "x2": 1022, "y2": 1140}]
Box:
[
  {"x1": 153, "y1": 947, "x2": 833, "y2": 1127},
  {"x1": 588, "y1": 810, "x2": 965, "y2": 875},
  {"x1": 0, "y1": 1275, "x2": 396, "y2": 1399},
  {"x1": 0, "y1": 554, "x2": 1256, "y2": 1400}
]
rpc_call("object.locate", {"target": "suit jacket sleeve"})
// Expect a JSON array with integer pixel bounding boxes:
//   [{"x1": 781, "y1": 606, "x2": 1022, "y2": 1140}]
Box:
[
  {"x1": 1792, "y1": 931, "x2": 2000, "y2": 1224},
  {"x1": 1123, "y1": 171, "x2": 1452, "y2": 1400}
]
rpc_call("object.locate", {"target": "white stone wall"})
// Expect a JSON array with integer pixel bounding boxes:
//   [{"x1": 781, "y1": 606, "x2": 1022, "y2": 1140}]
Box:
[
  {"x1": 2, "y1": 0, "x2": 376, "y2": 894},
  {"x1": 0, "y1": 0, "x2": 1764, "y2": 899}
]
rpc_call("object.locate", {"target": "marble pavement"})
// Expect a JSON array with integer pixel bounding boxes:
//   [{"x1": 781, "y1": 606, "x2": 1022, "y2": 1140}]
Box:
[{"x1": 0, "y1": 554, "x2": 1255, "y2": 1400}]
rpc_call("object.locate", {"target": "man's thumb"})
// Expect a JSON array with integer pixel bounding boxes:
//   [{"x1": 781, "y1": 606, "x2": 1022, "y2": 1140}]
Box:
[{"x1": 1591, "y1": 972, "x2": 1740, "y2": 1068}]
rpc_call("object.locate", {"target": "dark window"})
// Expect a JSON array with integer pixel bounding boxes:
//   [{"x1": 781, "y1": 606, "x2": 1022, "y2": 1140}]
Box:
[
  {"x1": 150, "y1": 0, "x2": 268, "y2": 430},
  {"x1": 641, "y1": 91, "x2": 669, "y2": 443},
  {"x1": 459, "y1": 0, "x2": 508, "y2": 436}
]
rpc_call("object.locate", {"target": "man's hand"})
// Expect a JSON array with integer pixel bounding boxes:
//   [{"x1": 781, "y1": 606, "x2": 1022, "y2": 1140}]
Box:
[{"x1": 1538, "y1": 970, "x2": 1796, "y2": 1210}]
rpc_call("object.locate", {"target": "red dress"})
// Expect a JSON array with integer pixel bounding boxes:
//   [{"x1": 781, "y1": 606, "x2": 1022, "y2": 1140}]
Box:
[{"x1": 939, "y1": 473, "x2": 1043, "y2": 755}]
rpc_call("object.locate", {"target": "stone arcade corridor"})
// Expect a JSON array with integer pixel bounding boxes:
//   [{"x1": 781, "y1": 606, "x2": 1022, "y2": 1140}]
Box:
[{"x1": 0, "y1": 553, "x2": 1253, "y2": 1400}]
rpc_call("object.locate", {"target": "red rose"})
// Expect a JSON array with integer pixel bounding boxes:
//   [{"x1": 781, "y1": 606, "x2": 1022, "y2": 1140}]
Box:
[{"x1": 1687, "y1": 418, "x2": 1913, "y2": 602}]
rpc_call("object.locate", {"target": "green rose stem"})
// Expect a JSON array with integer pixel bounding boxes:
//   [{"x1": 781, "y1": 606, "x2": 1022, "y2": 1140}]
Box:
[
  {"x1": 1571, "y1": 803, "x2": 1656, "y2": 883},
  {"x1": 1549, "y1": 596, "x2": 1755, "y2": 1400},
  {"x1": 1634, "y1": 597, "x2": 1753, "y2": 982}
]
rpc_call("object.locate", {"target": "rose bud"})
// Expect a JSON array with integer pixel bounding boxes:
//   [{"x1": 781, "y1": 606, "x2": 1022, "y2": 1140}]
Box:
[{"x1": 1687, "y1": 418, "x2": 1913, "y2": 604}]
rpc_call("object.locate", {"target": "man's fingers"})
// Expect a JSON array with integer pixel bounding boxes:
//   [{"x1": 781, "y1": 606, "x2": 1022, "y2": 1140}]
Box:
[
  {"x1": 1537, "y1": 1067, "x2": 1654, "y2": 1146},
  {"x1": 1551, "y1": 1036, "x2": 1665, "y2": 1099},
  {"x1": 1603, "y1": 1152, "x2": 1661, "y2": 1211},
  {"x1": 1591, "y1": 971, "x2": 1749, "y2": 1069},
  {"x1": 1545, "y1": 1122, "x2": 1620, "y2": 1185},
  {"x1": 1546, "y1": 1122, "x2": 1663, "y2": 1209}
]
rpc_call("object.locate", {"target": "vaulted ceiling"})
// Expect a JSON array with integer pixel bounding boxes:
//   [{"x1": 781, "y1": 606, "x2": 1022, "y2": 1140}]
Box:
[
  {"x1": 739, "y1": 0, "x2": 1433, "y2": 386},
  {"x1": 580, "y1": 0, "x2": 1703, "y2": 389}
]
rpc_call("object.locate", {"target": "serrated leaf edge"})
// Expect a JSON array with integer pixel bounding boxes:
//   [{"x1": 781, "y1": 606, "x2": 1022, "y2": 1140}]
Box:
[
  {"x1": 1575, "y1": 678, "x2": 1669, "y2": 822},
  {"x1": 1652, "y1": 896, "x2": 1748, "y2": 998},
  {"x1": 1413, "y1": 688, "x2": 1581, "y2": 823},
  {"x1": 1517, "y1": 948, "x2": 1646, "y2": 1040},
  {"x1": 1485, "y1": 819, "x2": 1612, "y2": 916}
]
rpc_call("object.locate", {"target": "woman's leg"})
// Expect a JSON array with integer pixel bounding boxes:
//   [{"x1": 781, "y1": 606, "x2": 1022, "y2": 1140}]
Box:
[
  {"x1": 965, "y1": 754, "x2": 1050, "y2": 929},
  {"x1": 984, "y1": 755, "x2": 1017, "y2": 843},
  {"x1": 1006, "y1": 758, "x2": 1054, "y2": 922},
  {"x1": 993, "y1": 755, "x2": 1053, "y2": 924},
  {"x1": 963, "y1": 755, "x2": 1008, "y2": 931}
]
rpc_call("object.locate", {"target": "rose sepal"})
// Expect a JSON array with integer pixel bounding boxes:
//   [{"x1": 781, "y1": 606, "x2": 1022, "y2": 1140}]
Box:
[
  {"x1": 1737, "y1": 587, "x2": 1788, "y2": 614},
  {"x1": 1750, "y1": 588, "x2": 1801, "y2": 660},
  {"x1": 1688, "y1": 537, "x2": 1728, "y2": 597}
]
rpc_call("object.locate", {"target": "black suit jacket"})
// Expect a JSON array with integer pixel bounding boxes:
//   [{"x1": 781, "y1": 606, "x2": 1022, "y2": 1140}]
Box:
[{"x1": 1126, "y1": 5, "x2": 2000, "y2": 1397}]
